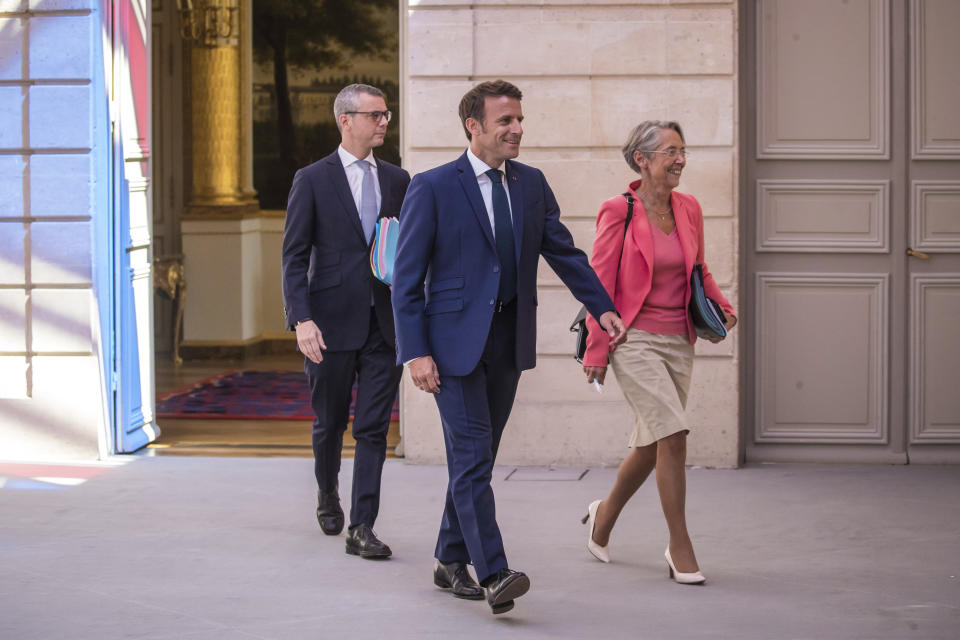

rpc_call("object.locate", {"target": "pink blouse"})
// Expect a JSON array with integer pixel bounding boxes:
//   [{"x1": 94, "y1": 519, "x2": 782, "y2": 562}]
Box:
[{"x1": 631, "y1": 226, "x2": 688, "y2": 335}]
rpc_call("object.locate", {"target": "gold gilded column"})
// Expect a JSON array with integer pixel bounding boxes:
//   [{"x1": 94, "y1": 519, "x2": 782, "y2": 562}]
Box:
[
  {"x1": 180, "y1": 0, "x2": 257, "y2": 217},
  {"x1": 192, "y1": 45, "x2": 240, "y2": 205}
]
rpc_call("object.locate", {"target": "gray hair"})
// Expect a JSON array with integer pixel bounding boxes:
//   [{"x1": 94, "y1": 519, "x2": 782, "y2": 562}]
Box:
[
  {"x1": 333, "y1": 84, "x2": 386, "y2": 131},
  {"x1": 621, "y1": 120, "x2": 685, "y2": 173}
]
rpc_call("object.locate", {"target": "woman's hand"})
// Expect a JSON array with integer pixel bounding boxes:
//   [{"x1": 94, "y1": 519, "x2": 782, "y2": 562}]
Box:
[
  {"x1": 583, "y1": 365, "x2": 608, "y2": 386},
  {"x1": 705, "y1": 315, "x2": 737, "y2": 344}
]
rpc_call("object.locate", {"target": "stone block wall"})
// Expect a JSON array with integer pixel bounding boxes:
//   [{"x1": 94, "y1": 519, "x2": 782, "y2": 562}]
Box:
[
  {"x1": 400, "y1": 0, "x2": 740, "y2": 467},
  {"x1": 0, "y1": 0, "x2": 106, "y2": 459}
]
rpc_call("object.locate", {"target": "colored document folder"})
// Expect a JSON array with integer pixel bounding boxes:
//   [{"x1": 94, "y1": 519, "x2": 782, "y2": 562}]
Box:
[{"x1": 370, "y1": 216, "x2": 399, "y2": 286}]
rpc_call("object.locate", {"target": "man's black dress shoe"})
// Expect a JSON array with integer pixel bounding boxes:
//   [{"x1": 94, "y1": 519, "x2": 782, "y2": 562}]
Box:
[
  {"x1": 316, "y1": 490, "x2": 344, "y2": 536},
  {"x1": 345, "y1": 524, "x2": 392, "y2": 559},
  {"x1": 482, "y1": 568, "x2": 530, "y2": 615},
  {"x1": 433, "y1": 560, "x2": 484, "y2": 600}
]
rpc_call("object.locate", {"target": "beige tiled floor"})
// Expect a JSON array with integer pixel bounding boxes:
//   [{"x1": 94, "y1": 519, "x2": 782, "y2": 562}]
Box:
[{"x1": 151, "y1": 352, "x2": 399, "y2": 458}]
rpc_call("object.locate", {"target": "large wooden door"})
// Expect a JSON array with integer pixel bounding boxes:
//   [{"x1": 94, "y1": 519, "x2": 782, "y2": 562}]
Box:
[{"x1": 743, "y1": 0, "x2": 960, "y2": 463}]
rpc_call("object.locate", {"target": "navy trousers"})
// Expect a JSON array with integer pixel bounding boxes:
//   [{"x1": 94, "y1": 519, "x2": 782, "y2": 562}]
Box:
[
  {"x1": 305, "y1": 309, "x2": 402, "y2": 529},
  {"x1": 433, "y1": 301, "x2": 520, "y2": 583}
]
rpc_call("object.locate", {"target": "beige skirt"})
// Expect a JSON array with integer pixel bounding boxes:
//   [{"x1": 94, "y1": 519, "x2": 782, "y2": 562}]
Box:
[{"x1": 609, "y1": 328, "x2": 695, "y2": 448}]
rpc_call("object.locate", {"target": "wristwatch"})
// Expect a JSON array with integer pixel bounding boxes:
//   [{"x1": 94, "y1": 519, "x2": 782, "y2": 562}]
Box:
[{"x1": 296, "y1": 318, "x2": 311, "y2": 327}]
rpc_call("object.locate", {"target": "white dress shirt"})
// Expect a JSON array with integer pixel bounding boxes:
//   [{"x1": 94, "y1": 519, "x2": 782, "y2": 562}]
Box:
[
  {"x1": 338, "y1": 145, "x2": 382, "y2": 216},
  {"x1": 466, "y1": 148, "x2": 513, "y2": 237}
]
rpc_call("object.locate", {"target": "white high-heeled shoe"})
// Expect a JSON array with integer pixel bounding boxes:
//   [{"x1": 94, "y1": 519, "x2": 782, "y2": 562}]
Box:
[
  {"x1": 581, "y1": 499, "x2": 610, "y2": 563},
  {"x1": 664, "y1": 548, "x2": 705, "y2": 585}
]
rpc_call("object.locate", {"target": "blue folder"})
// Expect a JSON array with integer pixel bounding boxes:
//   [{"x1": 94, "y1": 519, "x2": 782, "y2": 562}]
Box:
[{"x1": 689, "y1": 264, "x2": 727, "y2": 340}]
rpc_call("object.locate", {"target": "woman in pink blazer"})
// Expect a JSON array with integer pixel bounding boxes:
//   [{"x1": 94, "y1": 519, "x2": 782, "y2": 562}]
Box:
[{"x1": 581, "y1": 121, "x2": 736, "y2": 585}]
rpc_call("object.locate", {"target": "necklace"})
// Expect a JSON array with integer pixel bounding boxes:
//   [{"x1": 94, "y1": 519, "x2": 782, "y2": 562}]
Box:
[{"x1": 640, "y1": 196, "x2": 672, "y2": 220}]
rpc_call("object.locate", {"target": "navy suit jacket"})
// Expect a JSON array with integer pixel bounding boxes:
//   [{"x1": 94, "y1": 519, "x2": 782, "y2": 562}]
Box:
[
  {"x1": 282, "y1": 150, "x2": 410, "y2": 351},
  {"x1": 392, "y1": 152, "x2": 615, "y2": 376}
]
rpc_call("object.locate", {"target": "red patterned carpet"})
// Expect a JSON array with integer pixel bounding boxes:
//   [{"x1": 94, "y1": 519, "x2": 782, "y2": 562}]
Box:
[{"x1": 156, "y1": 370, "x2": 399, "y2": 421}]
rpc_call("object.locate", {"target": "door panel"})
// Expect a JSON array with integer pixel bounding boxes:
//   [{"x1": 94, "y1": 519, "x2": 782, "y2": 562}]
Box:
[
  {"x1": 756, "y1": 180, "x2": 890, "y2": 252},
  {"x1": 911, "y1": 182, "x2": 960, "y2": 251},
  {"x1": 757, "y1": 0, "x2": 889, "y2": 158},
  {"x1": 755, "y1": 274, "x2": 888, "y2": 443},
  {"x1": 910, "y1": 0, "x2": 960, "y2": 159},
  {"x1": 909, "y1": 276, "x2": 960, "y2": 443}
]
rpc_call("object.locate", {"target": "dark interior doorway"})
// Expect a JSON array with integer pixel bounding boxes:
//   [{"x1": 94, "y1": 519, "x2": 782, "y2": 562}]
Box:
[{"x1": 252, "y1": 0, "x2": 401, "y2": 210}]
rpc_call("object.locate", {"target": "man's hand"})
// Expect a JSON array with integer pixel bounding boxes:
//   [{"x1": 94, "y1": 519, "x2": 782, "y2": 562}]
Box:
[
  {"x1": 295, "y1": 320, "x2": 326, "y2": 364},
  {"x1": 598, "y1": 311, "x2": 628, "y2": 347},
  {"x1": 583, "y1": 365, "x2": 608, "y2": 386},
  {"x1": 408, "y1": 355, "x2": 441, "y2": 393}
]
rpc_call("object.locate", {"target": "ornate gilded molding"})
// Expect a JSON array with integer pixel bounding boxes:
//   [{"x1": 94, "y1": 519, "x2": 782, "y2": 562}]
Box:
[
  {"x1": 181, "y1": 201, "x2": 259, "y2": 221},
  {"x1": 177, "y1": 0, "x2": 239, "y2": 48}
]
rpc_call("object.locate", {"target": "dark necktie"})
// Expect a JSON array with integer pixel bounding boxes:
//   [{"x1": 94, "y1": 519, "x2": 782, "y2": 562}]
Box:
[
  {"x1": 485, "y1": 168, "x2": 516, "y2": 304},
  {"x1": 359, "y1": 161, "x2": 378, "y2": 244}
]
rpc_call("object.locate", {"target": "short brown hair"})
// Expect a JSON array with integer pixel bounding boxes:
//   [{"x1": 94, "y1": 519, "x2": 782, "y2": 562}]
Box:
[{"x1": 458, "y1": 80, "x2": 523, "y2": 140}]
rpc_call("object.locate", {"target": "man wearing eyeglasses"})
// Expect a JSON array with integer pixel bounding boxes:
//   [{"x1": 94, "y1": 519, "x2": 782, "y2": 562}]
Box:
[{"x1": 282, "y1": 84, "x2": 410, "y2": 559}]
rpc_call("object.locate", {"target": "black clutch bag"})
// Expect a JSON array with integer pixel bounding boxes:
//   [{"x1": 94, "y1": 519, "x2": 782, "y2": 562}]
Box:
[
  {"x1": 570, "y1": 193, "x2": 635, "y2": 363},
  {"x1": 689, "y1": 264, "x2": 727, "y2": 340},
  {"x1": 570, "y1": 305, "x2": 589, "y2": 363}
]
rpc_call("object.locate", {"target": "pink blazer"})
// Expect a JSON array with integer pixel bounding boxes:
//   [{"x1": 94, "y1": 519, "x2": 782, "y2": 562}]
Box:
[{"x1": 583, "y1": 180, "x2": 736, "y2": 367}]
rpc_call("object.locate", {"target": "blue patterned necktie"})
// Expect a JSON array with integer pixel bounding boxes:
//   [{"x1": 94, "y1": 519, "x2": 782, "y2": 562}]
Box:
[
  {"x1": 359, "y1": 161, "x2": 378, "y2": 244},
  {"x1": 485, "y1": 168, "x2": 516, "y2": 303}
]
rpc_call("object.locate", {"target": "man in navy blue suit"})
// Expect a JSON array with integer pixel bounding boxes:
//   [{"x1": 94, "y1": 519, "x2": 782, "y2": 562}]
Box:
[
  {"x1": 392, "y1": 80, "x2": 627, "y2": 613},
  {"x1": 282, "y1": 84, "x2": 410, "y2": 559}
]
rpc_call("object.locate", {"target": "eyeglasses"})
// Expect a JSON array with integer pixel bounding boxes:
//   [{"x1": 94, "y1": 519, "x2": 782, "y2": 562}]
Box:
[
  {"x1": 345, "y1": 110, "x2": 392, "y2": 123},
  {"x1": 646, "y1": 147, "x2": 689, "y2": 160}
]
